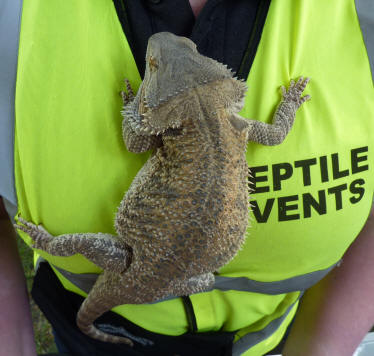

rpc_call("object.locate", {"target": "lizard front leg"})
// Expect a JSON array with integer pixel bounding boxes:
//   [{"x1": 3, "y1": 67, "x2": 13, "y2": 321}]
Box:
[
  {"x1": 121, "y1": 79, "x2": 162, "y2": 153},
  {"x1": 14, "y1": 217, "x2": 131, "y2": 273},
  {"x1": 247, "y1": 77, "x2": 311, "y2": 146}
]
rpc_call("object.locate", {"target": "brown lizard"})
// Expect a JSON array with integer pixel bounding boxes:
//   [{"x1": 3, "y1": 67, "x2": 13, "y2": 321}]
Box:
[{"x1": 14, "y1": 32, "x2": 310, "y2": 346}]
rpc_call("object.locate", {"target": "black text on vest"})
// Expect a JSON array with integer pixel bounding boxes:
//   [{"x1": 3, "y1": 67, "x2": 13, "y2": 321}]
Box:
[{"x1": 248, "y1": 146, "x2": 369, "y2": 223}]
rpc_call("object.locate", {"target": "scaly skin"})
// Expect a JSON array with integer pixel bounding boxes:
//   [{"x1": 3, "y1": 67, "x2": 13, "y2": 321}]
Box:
[{"x1": 14, "y1": 32, "x2": 310, "y2": 346}]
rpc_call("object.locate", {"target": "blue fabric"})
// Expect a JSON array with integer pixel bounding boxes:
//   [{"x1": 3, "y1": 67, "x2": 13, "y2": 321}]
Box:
[
  {"x1": 356, "y1": 0, "x2": 374, "y2": 80},
  {"x1": 0, "y1": 0, "x2": 22, "y2": 207}
]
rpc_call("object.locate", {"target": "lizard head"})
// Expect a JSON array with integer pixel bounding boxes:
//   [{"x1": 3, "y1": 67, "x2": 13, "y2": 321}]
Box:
[{"x1": 126, "y1": 32, "x2": 247, "y2": 135}]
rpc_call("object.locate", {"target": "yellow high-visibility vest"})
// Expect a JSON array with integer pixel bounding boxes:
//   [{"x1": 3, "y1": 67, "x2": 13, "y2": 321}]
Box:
[{"x1": 14, "y1": 1, "x2": 374, "y2": 354}]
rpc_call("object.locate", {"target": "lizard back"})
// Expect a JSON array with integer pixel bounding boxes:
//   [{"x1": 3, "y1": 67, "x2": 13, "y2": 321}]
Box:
[{"x1": 115, "y1": 79, "x2": 250, "y2": 281}]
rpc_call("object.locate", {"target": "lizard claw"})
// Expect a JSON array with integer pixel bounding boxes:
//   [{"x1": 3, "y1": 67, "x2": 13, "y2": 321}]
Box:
[
  {"x1": 281, "y1": 76, "x2": 311, "y2": 108},
  {"x1": 120, "y1": 79, "x2": 135, "y2": 105},
  {"x1": 14, "y1": 217, "x2": 53, "y2": 251}
]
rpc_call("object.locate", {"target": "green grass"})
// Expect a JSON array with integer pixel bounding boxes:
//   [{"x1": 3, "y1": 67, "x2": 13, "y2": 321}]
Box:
[{"x1": 17, "y1": 237, "x2": 58, "y2": 355}]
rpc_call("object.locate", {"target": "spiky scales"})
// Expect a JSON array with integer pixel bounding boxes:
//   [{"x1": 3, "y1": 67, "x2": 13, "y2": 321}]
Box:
[{"x1": 14, "y1": 32, "x2": 310, "y2": 346}]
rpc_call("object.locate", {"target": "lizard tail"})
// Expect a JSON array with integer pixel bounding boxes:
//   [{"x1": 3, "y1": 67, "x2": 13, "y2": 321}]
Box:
[{"x1": 76, "y1": 296, "x2": 134, "y2": 346}]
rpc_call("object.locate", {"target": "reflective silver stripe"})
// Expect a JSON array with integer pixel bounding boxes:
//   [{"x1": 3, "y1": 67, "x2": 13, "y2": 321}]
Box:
[
  {"x1": 355, "y1": 0, "x2": 374, "y2": 81},
  {"x1": 50, "y1": 260, "x2": 339, "y2": 298},
  {"x1": 0, "y1": 0, "x2": 22, "y2": 207},
  {"x1": 213, "y1": 262, "x2": 337, "y2": 295},
  {"x1": 52, "y1": 265, "x2": 100, "y2": 295},
  {"x1": 43, "y1": 258, "x2": 304, "y2": 354},
  {"x1": 232, "y1": 292, "x2": 303, "y2": 356},
  {"x1": 48, "y1": 262, "x2": 329, "y2": 353}
]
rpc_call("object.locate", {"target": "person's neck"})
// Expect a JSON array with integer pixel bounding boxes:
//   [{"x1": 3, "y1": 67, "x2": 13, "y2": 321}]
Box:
[{"x1": 189, "y1": 0, "x2": 208, "y2": 18}]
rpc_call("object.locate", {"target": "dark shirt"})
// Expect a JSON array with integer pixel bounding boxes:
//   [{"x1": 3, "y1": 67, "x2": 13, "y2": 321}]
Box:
[{"x1": 113, "y1": 0, "x2": 270, "y2": 79}]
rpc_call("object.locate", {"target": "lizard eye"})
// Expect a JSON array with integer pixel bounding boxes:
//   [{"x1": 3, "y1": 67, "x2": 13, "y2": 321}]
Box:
[{"x1": 149, "y1": 56, "x2": 159, "y2": 72}]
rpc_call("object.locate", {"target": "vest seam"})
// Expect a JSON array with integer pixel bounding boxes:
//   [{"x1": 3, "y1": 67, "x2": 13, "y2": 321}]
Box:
[
  {"x1": 237, "y1": 0, "x2": 271, "y2": 80},
  {"x1": 112, "y1": 0, "x2": 139, "y2": 74}
]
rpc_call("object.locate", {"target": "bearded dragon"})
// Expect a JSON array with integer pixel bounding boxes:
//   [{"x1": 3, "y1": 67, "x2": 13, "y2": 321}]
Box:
[{"x1": 14, "y1": 32, "x2": 310, "y2": 346}]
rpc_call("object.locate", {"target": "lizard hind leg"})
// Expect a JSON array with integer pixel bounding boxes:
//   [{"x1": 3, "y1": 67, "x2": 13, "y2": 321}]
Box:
[
  {"x1": 14, "y1": 217, "x2": 132, "y2": 274},
  {"x1": 170, "y1": 273, "x2": 215, "y2": 296}
]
